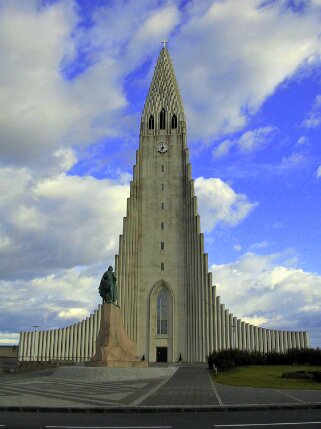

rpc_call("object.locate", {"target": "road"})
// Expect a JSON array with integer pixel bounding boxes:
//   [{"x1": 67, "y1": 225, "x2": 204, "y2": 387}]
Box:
[{"x1": 1, "y1": 409, "x2": 321, "y2": 429}]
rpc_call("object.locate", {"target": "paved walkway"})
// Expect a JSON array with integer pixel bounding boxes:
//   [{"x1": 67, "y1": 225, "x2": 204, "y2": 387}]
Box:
[
  {"x1": 0, "y1": 364, "x2": 321, "y2": 410},
  {"x1": 141, "y1": 364, "x2": 218, "y2": 406}
]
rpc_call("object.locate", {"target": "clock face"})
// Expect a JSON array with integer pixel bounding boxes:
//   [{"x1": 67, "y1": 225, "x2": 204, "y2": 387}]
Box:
[{"x1": 157, "y1": 142, "x2": 168, "y2": 153}]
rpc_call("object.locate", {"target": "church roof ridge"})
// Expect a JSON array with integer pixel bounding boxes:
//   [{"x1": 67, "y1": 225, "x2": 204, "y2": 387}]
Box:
[{"x1": 142, "y1": 47, "x2": 185, "y2": 117}]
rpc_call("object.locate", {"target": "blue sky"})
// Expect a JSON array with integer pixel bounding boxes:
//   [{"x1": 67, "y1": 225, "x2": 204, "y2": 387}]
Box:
[{"x1": 0, "y1": 0, "x2": 321, "y2": 347}]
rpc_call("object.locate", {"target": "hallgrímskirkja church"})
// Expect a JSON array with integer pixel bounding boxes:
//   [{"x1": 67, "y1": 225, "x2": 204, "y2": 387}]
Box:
[{"x1": 18, "y1": 47, "x2": 309, "y2": 364}]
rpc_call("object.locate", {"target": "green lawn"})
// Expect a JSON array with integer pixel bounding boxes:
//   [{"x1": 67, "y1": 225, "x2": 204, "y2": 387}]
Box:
[{"x1": 213, "y1": 365, "x2": 321, "y2": 390}]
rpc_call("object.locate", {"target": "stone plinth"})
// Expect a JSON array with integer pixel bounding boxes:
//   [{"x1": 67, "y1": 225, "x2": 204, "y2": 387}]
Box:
[{"x1": 90, "y1": 303, "x2": 147, "y2": 368}]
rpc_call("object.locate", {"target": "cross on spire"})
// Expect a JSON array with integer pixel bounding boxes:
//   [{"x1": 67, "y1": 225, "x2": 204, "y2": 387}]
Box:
[{"x1": 161, "y1": 40, "x2": 168, "y2": 49}]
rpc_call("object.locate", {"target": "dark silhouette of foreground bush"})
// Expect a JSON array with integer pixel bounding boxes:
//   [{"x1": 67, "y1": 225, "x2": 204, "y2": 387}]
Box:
[{"x1": 208, "y1": 348, "x2": 321, "y2": 371}]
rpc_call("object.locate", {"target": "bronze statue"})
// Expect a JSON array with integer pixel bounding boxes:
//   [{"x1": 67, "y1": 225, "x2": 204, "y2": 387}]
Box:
[{"x1": 99, "y1": 266, "x2": 117, "y2": 304}]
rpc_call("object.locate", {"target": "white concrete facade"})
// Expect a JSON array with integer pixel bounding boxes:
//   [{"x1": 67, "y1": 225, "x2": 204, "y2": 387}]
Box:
[{"x1": 18, "y1": 48, "x2": 310, "y2": 363}]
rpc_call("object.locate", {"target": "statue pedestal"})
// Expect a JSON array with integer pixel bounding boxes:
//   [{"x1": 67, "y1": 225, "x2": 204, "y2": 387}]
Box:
[{"x1": 89, "y1": 303, "x2": 148, "y2": 368}]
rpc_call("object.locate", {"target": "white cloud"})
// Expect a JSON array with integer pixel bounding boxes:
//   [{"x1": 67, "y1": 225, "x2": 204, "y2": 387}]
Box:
[
  {"x1": 213, "y1": 126, "x2": 277, "y2": 158},
  {"x1": 249, "y1": 241, "x2": 271, "y2": 250},
  {"x1": 281, "y1": 152, "x2": 307, "y2": 169},
  {"x1": 213, "y1": 139, "x2": 234, "y2": 159},
  {"x1": 0, "y1": 166, "x2": 129, "y2": 280},
  {"x1": 302, "y1": 94, "x2": 321, "y2": 128},
  {"x1": 173, "y1": 0, "x2": 321, "y2": 139},
  {"x1": 211, "y1": 252, "x2": 321, "y2": 346},
  {"x1": 296, "y1": 136, "x2": 309, "y2": 146},
  {"x1": 195, "y1": 177, "x2": 257, "y2": 232},
  {"x1": 0, "y1": 1, "x2": 127, "y2": 167},
  {"x1": 238, "y1": 127, "x2": 277, "y2": 153},
  {"x1": 233, "y1": 244, "x2": 242, "y2": 252},
  {"x1": 0, "y1": 332, "x2": 20, "y2": 346},
  {"x1": 0, "y1": 266, "x2": 103, "y2": 336},
  {"x1": 316, "y1": 165, "x2": 321, "y2": 178},
  {"x1": 58, "y1": 308, "x2": 90, "y2": 320}
]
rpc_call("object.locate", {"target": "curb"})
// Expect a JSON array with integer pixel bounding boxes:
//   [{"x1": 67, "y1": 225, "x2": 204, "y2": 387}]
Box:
[{"x1": 1, "y1": 403, "x2": 321, "y2": 413}]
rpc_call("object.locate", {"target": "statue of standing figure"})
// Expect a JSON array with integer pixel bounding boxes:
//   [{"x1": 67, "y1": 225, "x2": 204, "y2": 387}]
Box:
[{"x1": 99, "y1": 266, "x2": 117, "y2": 304}]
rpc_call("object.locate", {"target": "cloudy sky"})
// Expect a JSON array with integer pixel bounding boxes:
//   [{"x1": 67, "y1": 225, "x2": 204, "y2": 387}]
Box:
[{"x1": 1, "y1": 0, "x2": 321, "y2": 348}]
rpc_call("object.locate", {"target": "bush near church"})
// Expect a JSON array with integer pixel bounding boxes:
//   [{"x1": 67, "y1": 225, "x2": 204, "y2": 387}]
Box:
[{"x1": 208, "y1": 348, "x2": 321, "y2": 371}]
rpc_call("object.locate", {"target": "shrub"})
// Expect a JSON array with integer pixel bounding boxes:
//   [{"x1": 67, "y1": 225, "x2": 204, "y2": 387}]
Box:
[{"x1": 208, "y1": 348, "x2": 321, "y2": 370}]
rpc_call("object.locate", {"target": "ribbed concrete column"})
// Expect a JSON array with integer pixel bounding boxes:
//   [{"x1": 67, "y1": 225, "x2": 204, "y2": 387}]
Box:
[
  {"x1": 272, "y1": 330, "x2": 277, "y2": 352},
  {"x1": 77, "y1": 322, "x2": 81, "y2": 361},
  {"x1": 38, "y1": 331, "x2": 43, "y2": 361},
  {"x1": 283, "y1": 331, "x2": 289, "y2": 352},
  {"x1": 68, "y1": 325, "x2": 73, "y2": 360},
  {"x1": 241, "y1": 322, "x2": 246, "y2": 351},
  {"x1": 208, "y1": 275, "x2": 214, "y2": 355},
  {"x1": 73, "y1": 323, "x2": 78, "y2": 360},
  {"x1": 252, "y1": 326, "x2": 257, "y2": 351},
  {"x1": 193, "y1": 216, "x2": 200, "y2": 362},
  {"x1": 93, "y1": 310, "x2": 98, "y2": 355},
  {"x1": 295, "y1": 332, "x2": 300, "y2": 349},
  {"x1": 265, "y1": 330, "x2": 270, "y2": 352},
  {"x1": 257, "y1": 327, "x2": 262, "y2": 352},
  {"x1": 275, "y1": 331, "x2": 279, "y2": 352},
  {"x1": 64, "y1": 328, "x2": 69, "y2": 360},
  {"x1": 246, "y1": 324, "x2": 250, "y2": 351},
  {"x1": 18, "y1": 332, "x2": 23, "y2": 361},
  {"x1": 262, "y1": 329, "x2": 267, "y2": 353},
  {"x1": 41, "y1": 331, "x2": 46, "y2": 361},
  {"x1": 24, "y1": 332, "x2": 29, "y2": 361},
  {"x1": 212, "y1": 286, "x2": 218, "y2": 352},
  {"x1": 56, "y1": 329, "x2": 61, "y2": 359},
  {"x1": 303, "y1": 332, "x2": 309, "y2": 348},
  {"x1": 84, "y1": 318, "x2": 90, "y2": 361},
  {"x1": 225, "y1": 309, "x2": 230, "y2": 349},
  {"x1": 32, "y1": 332, "x2": 37, "y2": 361},
  {"x1": 228, "y1": 314, "x2": 234, "y2": 349},
  {"x1": 216, "y1": 296, "x2": 221, "y2": 350},
  {"x1": 250, "y1": 325, "x2": 255, "y2": 351},
  {"x1": 232, "y1": 316, "x2": 239, "y2": 349},
  {"x1": 279, "y1": 331, "x2": 284, "y2": 353},
  {"x1": 287, "y1": 331, "x2": 292, "y2": 349},
  {"x1": 53, "y1": 329, "x2": 59, "y2": 359},
  {"x1": 61, "y1": 328, "x2": 66, "y2": 360},
  {"x1": 220, "y1": 304, "x2": 226, "y2": 350},
  {"x1": 291, "y1": 332, "x2": 297, "y2": 349},
  {"x1": 89, "y1": 315, "x2": 93, "y2": 358},
  {"x1": 237, "y1": 319, "x2": 242, "y2": 350},
  {"x1": 22, "y1": 332, "x2": 28, "y2": 361},
  {"x1": 81, "y1": 321, "x2": 86, "y2": 361},
  {"x1": 47, "y1": 330, "x2": 52, "y2": 360}
]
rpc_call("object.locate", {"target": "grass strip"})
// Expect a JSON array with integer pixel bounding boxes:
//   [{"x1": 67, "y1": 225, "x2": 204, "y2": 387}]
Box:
[{"x1": 213, "y1": 365, "x2": 321, "y2": 390}]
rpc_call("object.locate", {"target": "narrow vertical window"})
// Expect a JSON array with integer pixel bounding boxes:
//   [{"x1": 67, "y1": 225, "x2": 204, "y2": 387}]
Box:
[
  {"x1": 160, "y1": 108, "x2": 166, "y2": 130},
  {"x1": 161, "y1": 262, "x2": 164, "y2": 271},
  {"x1": 157, "y1": 288, "x2": 169, "y2": 335},
  {"x1": 161, "y1": 242, "x2": 164, "y2": 250},
  {"x1": 161, "y1": 165, "x2": 164, "y2": 172},
  {"x1": 161, "y1": 203, "x2": 164, "y2": 209},
  {"x1": 161, "y1": 222, "x2": 164, "y2": 230},
  {"x1": 161, "y1": 184, "x2": 164, "y2": 191},
  {"x1": 171, "y1": 114, "x2": 177, "y2": 129},
  {"x1": 148, "y1": 115, "x2": 154, "y2": 130}
]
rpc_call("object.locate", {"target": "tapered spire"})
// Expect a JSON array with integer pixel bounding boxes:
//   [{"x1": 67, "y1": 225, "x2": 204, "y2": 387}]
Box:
[{"x1": 142, "y1": 47, "x2": 185, "y2": 118}]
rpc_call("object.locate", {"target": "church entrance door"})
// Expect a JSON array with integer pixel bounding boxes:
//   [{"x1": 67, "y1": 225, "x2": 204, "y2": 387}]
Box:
[{"x1": 156, "y1": 347, "x2": 167, "y2": 362}]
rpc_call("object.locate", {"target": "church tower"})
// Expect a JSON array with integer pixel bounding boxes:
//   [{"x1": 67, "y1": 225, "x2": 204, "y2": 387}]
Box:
[
  {"x1": 114, "y1": 46, "x2": 310, "y2": 363},
  {"x1": 115, "y1": 46, "x2": 216, "y2": 362}
]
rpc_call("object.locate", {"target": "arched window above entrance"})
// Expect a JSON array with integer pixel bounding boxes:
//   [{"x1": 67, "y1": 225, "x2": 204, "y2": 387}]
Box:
[{"x1": 157, "y1": 287, "x2": 169, "y2": 335}]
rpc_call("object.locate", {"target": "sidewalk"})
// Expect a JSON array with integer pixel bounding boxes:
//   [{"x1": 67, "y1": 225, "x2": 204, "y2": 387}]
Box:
[{"x1": 0, "y1": 363, "x2": 321, "y2": 412}]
